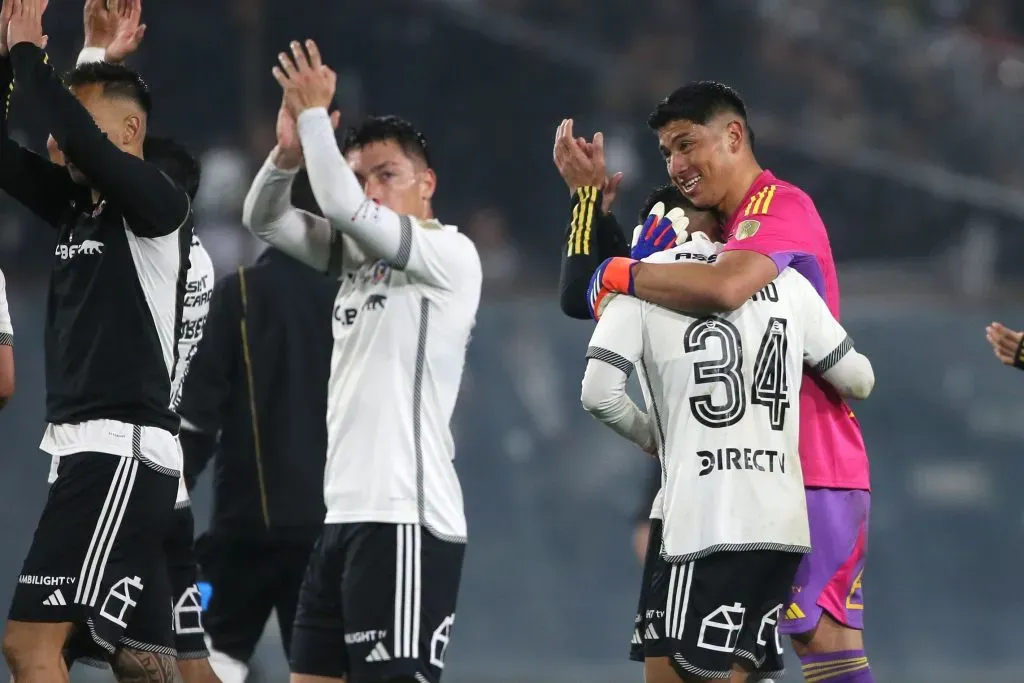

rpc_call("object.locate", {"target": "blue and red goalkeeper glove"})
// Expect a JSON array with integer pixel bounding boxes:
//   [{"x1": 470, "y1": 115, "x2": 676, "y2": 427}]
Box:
[
  {"x1": 587, "y1": 257, "x2": 637, "y2": 320},
  {"x1": 630, "y1": 201, "x2": 691, "y2": 260}
]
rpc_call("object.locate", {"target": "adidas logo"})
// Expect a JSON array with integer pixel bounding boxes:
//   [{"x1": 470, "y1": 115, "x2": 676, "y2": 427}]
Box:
[
  {"x1": 784, "y1": 602, "x2": 805, "y2": 620},
  {"x1": 364, "y1": 642, "x2": 390, "y2": 663},
  {"x1": 631, "y1": 628, "x2": 642, "y2": 645},
  {"x1": 644, "y1": 623, "x2": 659, "y2": 641},
  {"x1": 43, "y1": 589, "x2": 66, "y2": 606}
]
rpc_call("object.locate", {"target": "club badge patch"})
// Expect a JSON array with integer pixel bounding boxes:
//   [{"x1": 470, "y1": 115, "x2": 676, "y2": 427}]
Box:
[{"x1": 735, "y1": 219, "x2": 760, "y2": 240}]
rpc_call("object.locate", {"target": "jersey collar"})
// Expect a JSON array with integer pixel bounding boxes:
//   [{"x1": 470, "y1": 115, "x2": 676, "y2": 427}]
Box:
[{"x1": 723, "y1": 169, "x2": 776, "y2": 241}]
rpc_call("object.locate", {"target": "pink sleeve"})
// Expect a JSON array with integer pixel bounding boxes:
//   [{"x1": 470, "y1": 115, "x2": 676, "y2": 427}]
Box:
[
  {"x1": 721, "y1": 190, "x2": 812, "y2": 272},
  {"x1": 722, "y1": 190, "x2": 829, "y2": 298}
]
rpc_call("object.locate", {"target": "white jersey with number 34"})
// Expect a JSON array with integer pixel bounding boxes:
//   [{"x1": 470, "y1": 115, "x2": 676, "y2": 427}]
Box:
[{"x1": 587, "y1": 242, "x2": 858, "y2": 561}]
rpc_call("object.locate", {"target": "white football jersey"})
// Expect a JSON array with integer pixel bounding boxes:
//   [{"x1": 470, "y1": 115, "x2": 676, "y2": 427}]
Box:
[
  {"x1": 324, "y1": 218, "x2": 481, "y2": 542},
  {"x1": 170, "y1": 235, "x2": 214, "y2": 505},
  {"x1": 587, "y1": 238, "x2": 856, "y2": 561},
  {"x1": 170, "y1": 235, "x2": 214, "y2": 411}
]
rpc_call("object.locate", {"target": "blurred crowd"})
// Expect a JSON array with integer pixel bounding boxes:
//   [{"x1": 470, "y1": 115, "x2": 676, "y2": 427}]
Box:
[
  {"x1": 1, "y1": 0, "x2": 1022, "y2": 293},
  {"x1": 489, "y1": 0, "x2": 1024, "y2": 181}
]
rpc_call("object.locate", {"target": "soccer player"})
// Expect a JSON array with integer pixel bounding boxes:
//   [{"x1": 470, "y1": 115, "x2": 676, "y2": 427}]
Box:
[
  {"x1": 0, "y1": 265, "x2": 14, "y2": 410},
  {"x1": 583, "y1": 233, "x2": 874, "y2": 683},
  {"x1": 0, "y1": 0, "x2": 191, "y2": 680},
  {"x1": 985, "y1": 322, "x2": 1024, "y2": 369},
  {"x1": 42, "y1": 9, "x2": 219, "y2": 678},
  {"x1": 54, "y1": 136, "x2": 217, "y2": 683},
  {"x1": 588, "y1": 81, "x2": 876, "y2": 682},
  {"x1": 243, "y1": 40, "x2": 481, "y2": 683}
]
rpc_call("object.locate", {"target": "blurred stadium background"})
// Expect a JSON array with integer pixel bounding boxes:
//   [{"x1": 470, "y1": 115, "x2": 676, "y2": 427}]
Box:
[{"x1": 2, "y1": 0, "x2": 1024, "y2": 681}]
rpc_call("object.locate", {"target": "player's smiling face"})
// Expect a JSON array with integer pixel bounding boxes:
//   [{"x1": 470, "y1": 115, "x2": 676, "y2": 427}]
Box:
[
  {"x1": 346, "y1": 139, "x2": 436, "y2": 221},
  {"x1": 657, "y1": 117, "x2": 736, "y2": 212}
]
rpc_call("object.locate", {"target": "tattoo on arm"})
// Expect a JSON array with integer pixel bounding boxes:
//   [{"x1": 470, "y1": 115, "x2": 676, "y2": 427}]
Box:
[{"x1": 112, "y1": 648, "x2": 182, "y2": 683}]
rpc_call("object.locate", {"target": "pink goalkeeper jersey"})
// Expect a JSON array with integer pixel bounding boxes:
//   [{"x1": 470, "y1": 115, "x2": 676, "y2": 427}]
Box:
[{"x1": 720, "y1": 170, "x2": 869, "y2": 491}]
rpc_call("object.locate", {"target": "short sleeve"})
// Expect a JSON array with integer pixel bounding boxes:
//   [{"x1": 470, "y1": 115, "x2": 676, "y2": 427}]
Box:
[
  {"x1": 790, "y1": 272, "x2": 852, "y2": 372},
  {"x1": 585, "y1": 295, "x2": 644, "y2": 372},
  {"x1": 0, "y1": 268, "x2": 12, "y2": 344},
  {"x1": 395, "y1": 218, "x2": 483, "y2": 293},
  {"x1": 720, "y1": 186, "x2": 814, "y2": 273}
]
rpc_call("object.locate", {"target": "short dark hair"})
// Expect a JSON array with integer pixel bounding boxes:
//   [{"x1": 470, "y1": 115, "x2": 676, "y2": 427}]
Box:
[
  {"x1": 647, "y1": 81, "x2": 754, "y2": 148},
  {"x1": 638, "y1": 183, "x2": 694, "y2": 223},
  {"x1": 143, "y1": 136, "x2": 201, "y2": 200},
  {"x1": 65, "y1": 61, "x2": 152, "y2": 117},
  {"x1": 341, "y1": 115, "x2": 431, "y2": 166}
]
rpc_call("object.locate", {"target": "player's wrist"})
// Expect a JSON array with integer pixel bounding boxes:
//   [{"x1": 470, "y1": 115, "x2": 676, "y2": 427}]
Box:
[
  {"x1": 600, "y1": 257, "x2": 638, "y2": 295},
  {"x1": 269, "y1": 146, "x2": 303, "y2": 173},
  {"x1": 569, "y1": 185, "x2": 601, "y2": 203},
  {"x1": 77, "y1": 46, "x2": 107, "y2": 66},
  {"x1": 627, "y1": 260, "x2": 640, "y2": 295},
  {"x1": 295, "y1": 106, "x2": 330, "y2": 131}
]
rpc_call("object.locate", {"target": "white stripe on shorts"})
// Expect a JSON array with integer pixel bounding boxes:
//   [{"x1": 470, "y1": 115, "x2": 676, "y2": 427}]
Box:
[
  {"x1": 393, "y1": 524, "x2": 422, "y2": 660},
  {"x1": 74, "y1": 457, "x2": 139, "y2": 606},
  {"x1": 664, "y1": 560, "x2": 694, "y2": 641}
]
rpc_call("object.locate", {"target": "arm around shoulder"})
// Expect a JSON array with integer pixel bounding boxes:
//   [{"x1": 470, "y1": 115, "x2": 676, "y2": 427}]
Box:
[
  {"x1": 631, "y1": 248, "x2": 779, "y2": 314},
  {"x1": 819, "y1": 351, "x2": 874, "y2": 400}
]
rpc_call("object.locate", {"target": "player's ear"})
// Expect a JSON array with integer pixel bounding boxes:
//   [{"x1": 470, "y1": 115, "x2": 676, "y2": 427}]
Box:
[
  {"x1": 419, "y1": 167, "x2": 437, "y2": 203},
  {"x1": 726, "y1": 119, "x2": 745, "y2": 154},
  {"x1": 122, "y1": 114, "x2": 143, "y2": 147}
]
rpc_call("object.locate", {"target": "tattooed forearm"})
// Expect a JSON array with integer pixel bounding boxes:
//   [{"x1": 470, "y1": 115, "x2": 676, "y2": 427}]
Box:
[{"x1": 112, "y1": 648, "x2": 182, "y2": 683}]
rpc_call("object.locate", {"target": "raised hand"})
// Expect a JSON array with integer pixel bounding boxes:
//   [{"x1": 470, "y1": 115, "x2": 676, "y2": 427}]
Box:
[
  {"x1": 107, "y1": 0, "x2": 145, "y2": 62},
  {"x1": 272, "y1": 39, "x2": 337, "y2": 118},
  {"x1": 986, "y1": 322, "x2": 1024, "y2": 367},
  {"x1": 84, "y1": 0, "x2": 116, "y2": 49},
  {"x1": 587, "y1": 130, "x2": 624, "y2": 214},
  {"x1": 630, "y1": 202, "x2": 690, "y2": 260},
  {"x1": 0, "y1": 0, "x2": 14, "y2": 56},
  {"x1": 553, "y1": 118, "x2": 602, "y2": 193},
  {"x1": 273, "y1": 92, "x2": 341, "y2": 170},
  {"x1": 553, "y1": 120, "x2": 623, "y2": 214},
  {"x1": 273, "y1": 98, "x2": 301, "y2": 169},
  {"x1": 84, "y1": 0, "x2": 145, "y2": 61},
  {"x1": 7, "y1": 0, "x2": 46, "y2": 50}
]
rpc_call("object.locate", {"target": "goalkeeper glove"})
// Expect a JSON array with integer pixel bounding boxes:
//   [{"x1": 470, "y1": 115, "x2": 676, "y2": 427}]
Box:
[
  {"x1": 587, "y1": 256, "x2": 637, "y2": 321},
  {"x1": 630, "y1": 201, "x2": 690, "y2": 260}
]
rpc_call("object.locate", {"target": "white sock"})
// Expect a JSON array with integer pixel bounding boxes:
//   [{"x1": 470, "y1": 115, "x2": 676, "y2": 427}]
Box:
[{"x1": 205, "y1": 638, "x2": 248, "y2": 683}]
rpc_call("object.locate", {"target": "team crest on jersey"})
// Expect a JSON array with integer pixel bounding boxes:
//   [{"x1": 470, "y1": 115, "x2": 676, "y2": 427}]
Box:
[
  {"x1": 735, "y1": 220, "x2": 760, "y2": 240},
  {"x1": 362, "y1": 260, "x2": 391, "y2": 285}
]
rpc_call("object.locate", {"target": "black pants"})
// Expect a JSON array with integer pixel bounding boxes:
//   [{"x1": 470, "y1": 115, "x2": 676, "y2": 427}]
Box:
[{"x1": 195, "y1": 527, "x2": 320, "y2": 662}]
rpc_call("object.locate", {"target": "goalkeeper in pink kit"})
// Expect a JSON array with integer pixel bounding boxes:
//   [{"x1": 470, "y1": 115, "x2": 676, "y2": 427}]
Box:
[{"x1": 589, "y1": 82, "x2": 873, "y2": 683}]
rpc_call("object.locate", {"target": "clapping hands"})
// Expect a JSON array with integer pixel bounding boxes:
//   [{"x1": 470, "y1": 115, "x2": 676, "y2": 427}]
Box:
[
  {"x1": 552, "y1": 118, "x2": 624, "y2": 214},
  {"x1": 84, "y1": 0, "x2": 147, "y2": 62},
  {"x1": 273, "y1": 40, "x2": 336, "y2": 118}
]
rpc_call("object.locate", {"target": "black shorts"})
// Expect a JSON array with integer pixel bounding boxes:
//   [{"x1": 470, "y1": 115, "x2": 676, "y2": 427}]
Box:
[
  {"x1": 630, "y1": 519, "x2": 801, "y2": 681},
  {"x1": 9, "y1": 452, "x2": 178, "y2": 660},
  {"x1": 66, "y1": 503, "x2": 208, "y2": 668},
  {"x1": 290, "y1": 523, "x2": 465, "y2": 683}
]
